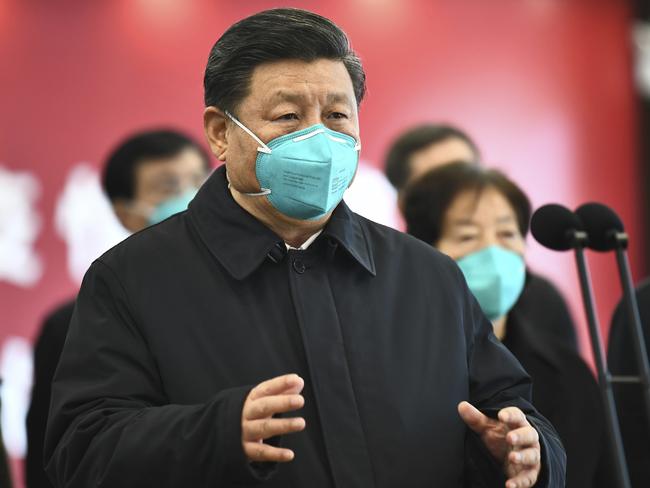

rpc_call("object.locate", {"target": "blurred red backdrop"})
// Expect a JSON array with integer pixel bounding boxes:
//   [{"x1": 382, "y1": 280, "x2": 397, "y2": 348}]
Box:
[{"x1": 0, "y1": 0, "x2": 643, "y2": 485}]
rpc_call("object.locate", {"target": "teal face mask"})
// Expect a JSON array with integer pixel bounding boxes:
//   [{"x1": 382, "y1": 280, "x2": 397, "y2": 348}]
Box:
[
  {"x1": 226, "y1": 111, "x2": 360, "y2": 220},
  {"x1": 148, "y1": 188, "x2": 198, "y2": 225},
  {"x1": 456, "y1": 245, "x2": 526, "y2": 321}
]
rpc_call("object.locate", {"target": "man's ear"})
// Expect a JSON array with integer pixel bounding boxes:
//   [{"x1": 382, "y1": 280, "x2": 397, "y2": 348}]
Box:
[{"x1": 204, "y1": 107, "x2": 228, "y2": 162}]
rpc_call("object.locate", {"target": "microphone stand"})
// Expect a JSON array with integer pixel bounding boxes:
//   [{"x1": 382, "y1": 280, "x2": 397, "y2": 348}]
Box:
[
  {"x1": 610, "y1": 232, "x2": 650, "y2": 430},
  {"x1": 570, "y1": 230, "x2": 631, "y2": 488}
]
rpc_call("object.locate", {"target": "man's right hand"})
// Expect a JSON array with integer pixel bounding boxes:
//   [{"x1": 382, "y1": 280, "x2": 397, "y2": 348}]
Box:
[{"x1": 241, "y1": 373, "x2": 306, "y2": 463}]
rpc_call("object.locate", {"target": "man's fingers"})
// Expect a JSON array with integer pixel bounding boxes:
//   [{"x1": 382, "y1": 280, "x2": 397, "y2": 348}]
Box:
[
  {"x1": 457, "y1": 401, "x2": 492, "y2": 434},
  {"x1": 498, "y1": 407, "x2": 528, "y2": 428},
  {"x1": 508, "y1": 447, "x2": 540, "y2": 467},
  {"x1": 244, "y1": 417, "x2": 306, "y2": 441},
  {"x1": 506, "y1": 426, "x2": 539, "y2": 448},
  {"x1": 244, "y1": 394, "x2": 304, "y2": 420},
  {"x1": 249, "y1": 374, "x2": 304, "y2": 401},
  {"x1": 243, "y1": 441, "x2": 295, "y2": 463},
  {"x1": 506, "y1": 467, "x2": 539, "y2": 488}
]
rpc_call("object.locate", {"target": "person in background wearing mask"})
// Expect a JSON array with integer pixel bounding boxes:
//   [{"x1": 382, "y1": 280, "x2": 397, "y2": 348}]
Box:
[
  {"x1": 403, "y1": 162, "x2": 615, "y2": 487},
  {"x1": 384, "y1": 123, "x2": 578, "y2": 352},
  {"x1": 25, "y1": 129, "x2": 211, "y2": 488}
]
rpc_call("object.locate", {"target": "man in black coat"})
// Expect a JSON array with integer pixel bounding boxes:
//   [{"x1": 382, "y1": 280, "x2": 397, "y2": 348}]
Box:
[{"x1": 45, "y1": 8, "x2": 566, "y2": 487}]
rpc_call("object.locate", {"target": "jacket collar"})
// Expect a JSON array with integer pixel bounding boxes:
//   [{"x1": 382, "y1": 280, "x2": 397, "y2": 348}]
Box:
[{"x1": 188, "y1": 165, "x2": 375, "y2": 280}]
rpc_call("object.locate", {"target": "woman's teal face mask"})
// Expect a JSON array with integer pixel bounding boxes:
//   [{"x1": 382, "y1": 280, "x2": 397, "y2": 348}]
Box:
[
  {"x1": 456, "y1": 245, "x2": 526, "y2": 321},
  {"x1": 226, "y1": 111, "x2": 360, "y2": 220}
]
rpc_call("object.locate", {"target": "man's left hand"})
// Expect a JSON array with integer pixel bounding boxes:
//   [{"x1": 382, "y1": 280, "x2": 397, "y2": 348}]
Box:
[{"x1": 458, "y1": 401, "x2": 541, "y2": 488}]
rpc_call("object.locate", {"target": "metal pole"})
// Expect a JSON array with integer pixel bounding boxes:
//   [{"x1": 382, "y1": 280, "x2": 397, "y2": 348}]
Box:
[
  {"x1": 574, "y1": 244, "x2": 631, "y2": 488},
  {"x1": 613, "y1": 234, "x2": 650, "y2": 429}
]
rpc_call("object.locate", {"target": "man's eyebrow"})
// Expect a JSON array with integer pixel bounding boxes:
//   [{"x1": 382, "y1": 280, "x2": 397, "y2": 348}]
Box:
[{"x1": 265, "y1": 91, "x2": 354, "y2": 106}]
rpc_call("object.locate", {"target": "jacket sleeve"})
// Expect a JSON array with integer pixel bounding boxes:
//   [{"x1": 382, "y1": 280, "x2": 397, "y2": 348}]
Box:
[
  {"x1": 457, "y1": 265, "x2": 567, "y2": 487},
  {"x1": 44, "y1": 259, "x2": 271, "y2": 487}
]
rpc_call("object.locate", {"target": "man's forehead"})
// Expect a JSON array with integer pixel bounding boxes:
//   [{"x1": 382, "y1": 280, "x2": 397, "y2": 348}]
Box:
[{"x1": 248, "y1": 59, "x2": 355, "y2": 100}]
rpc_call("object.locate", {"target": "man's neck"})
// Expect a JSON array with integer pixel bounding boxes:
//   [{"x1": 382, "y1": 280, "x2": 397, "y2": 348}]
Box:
[
  {"x1": 492, "y1": 315, "x2": 508, "y2": 340},
  {"x1": 230, "y1": 185, "x2": 329, "y2": 248}
]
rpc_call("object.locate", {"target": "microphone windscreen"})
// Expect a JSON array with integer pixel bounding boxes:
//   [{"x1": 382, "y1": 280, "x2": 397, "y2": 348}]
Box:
[
  {"x1": 531, "y1": 204, "x2": 583, "y2": 251},
  {"x1": 575, "y1": 202, "x2": 624, "y2": 252}
]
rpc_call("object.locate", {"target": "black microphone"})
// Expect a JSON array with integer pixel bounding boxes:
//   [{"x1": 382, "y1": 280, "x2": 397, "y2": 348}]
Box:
[
  {"x1": 576, "y1": 202, "x2": 650, "y2": 435},
  {"x1": 531, "y1": 203, "x2": 631, "y2": 488},
  {"x1": 575, "y1": 202, "x2": 626, "y2": 251},
  {"x1": 530, "y1": 203, "x2": 586, "y2": 250}
]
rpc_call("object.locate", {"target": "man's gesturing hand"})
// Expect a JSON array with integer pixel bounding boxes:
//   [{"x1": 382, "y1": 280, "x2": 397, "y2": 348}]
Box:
[
  {"x1": 458, "y1": 401, "x2": 541, "y2": 488},
  {"x1": 242, "y1": 374, "x2": 306, "y2": 463}
]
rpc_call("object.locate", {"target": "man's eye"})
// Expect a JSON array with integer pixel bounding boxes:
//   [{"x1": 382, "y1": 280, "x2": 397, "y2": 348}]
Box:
[
  {"x1": 458, "y1": 235, "x2": 477, "y2": 243},
  {"x1": 329, "y1": 112, "x2": 348, "y2": 119},
  {"x1": 277, "y1": 113, "x2": 298, "y2": 121}
]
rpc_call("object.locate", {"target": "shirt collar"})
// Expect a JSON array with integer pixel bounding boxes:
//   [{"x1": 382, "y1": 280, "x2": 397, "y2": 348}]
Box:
[
  {"x1": 286, "y1": 230, "x2": 323, "y2": 251},
  {"x1": 188, "y1": 165, "x2": 376, "y2": 280}
]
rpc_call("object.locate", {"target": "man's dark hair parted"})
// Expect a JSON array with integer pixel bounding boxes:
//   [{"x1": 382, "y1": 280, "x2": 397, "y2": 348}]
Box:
[
  {"x1": 403, "y1": 162, "x2": 531, "y2": 245},
  {"x1": 102, "y1": 129, "x2": 211, "y2": 202},
  {"x1": 203, "y1": 8, "x2": 366, "y2": 113},
  {"x1": 384, "y1": 124, "x2": 481, "y2": 191}
]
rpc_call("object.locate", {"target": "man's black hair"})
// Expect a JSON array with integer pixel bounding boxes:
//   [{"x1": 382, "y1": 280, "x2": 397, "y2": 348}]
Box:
[
  {"x1": 204, "y1": 8, "x2": 366, "y2": 113},
  {"x1": 102, "y1": 129, "x2": 211, "y2": 202},
  {"x1": 403, "y1": 162, "x2": 531, "y2": 245},
  {"x1": 384, "y1": 124, "x2": 481, "y2": 191}
]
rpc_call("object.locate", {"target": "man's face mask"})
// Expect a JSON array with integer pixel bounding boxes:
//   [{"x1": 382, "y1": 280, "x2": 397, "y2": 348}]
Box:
[
  {"x1": 226, "y1": 111, "x2": 360, "y2": 220},
  {"x1": 456, "y1": 245, "x2": 526, "y2": 321}
]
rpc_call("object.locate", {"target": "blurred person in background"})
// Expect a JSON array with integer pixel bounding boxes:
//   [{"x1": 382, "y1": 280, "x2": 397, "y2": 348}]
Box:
[
  {"x1": 384, "y1": 124, "x2": 578, "y2": 351},
  {"x1": 0, "y1": 394, "x2": 12, "y2": 488},
  {"x1": 608, "y1": 278, "x2": 650, "y2": 487},
  {"x1": 384, "y1": 124, "x2": 480, "y2": 210},
  {"x1": 403, "y1": 162, "x2": 615, "y2": 487},
  {"x1": 25, "y1": 129, "x2": 211, "y2": 488}
]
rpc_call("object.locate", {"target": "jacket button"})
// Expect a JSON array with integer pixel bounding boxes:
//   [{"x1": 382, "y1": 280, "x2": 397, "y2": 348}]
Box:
[{"x1": 292, "y1": 259, "x2": 306, "y2": 274}]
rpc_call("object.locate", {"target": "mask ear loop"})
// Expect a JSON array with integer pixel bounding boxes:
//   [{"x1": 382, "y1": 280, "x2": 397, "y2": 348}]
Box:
[
  {"x1": 224, "y1": 110, "x2": 272, "y2": 154},
  {"x1": 224, "y1": 110, "x2": 272, "y2": 196},
  {"x1": 350, "y1": 139, "x2": 361, "y2": 189}
]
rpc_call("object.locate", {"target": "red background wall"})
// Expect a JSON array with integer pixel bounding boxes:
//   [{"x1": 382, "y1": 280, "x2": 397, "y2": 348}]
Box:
[{"x1": 0, "y1": 0, "x2": 643, "y2": 485}]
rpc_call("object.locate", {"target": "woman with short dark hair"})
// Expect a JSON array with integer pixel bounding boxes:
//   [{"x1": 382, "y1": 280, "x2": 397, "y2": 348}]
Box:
[{"x1": 403, "y1": 162, "x2": 616, "y2": 488}]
